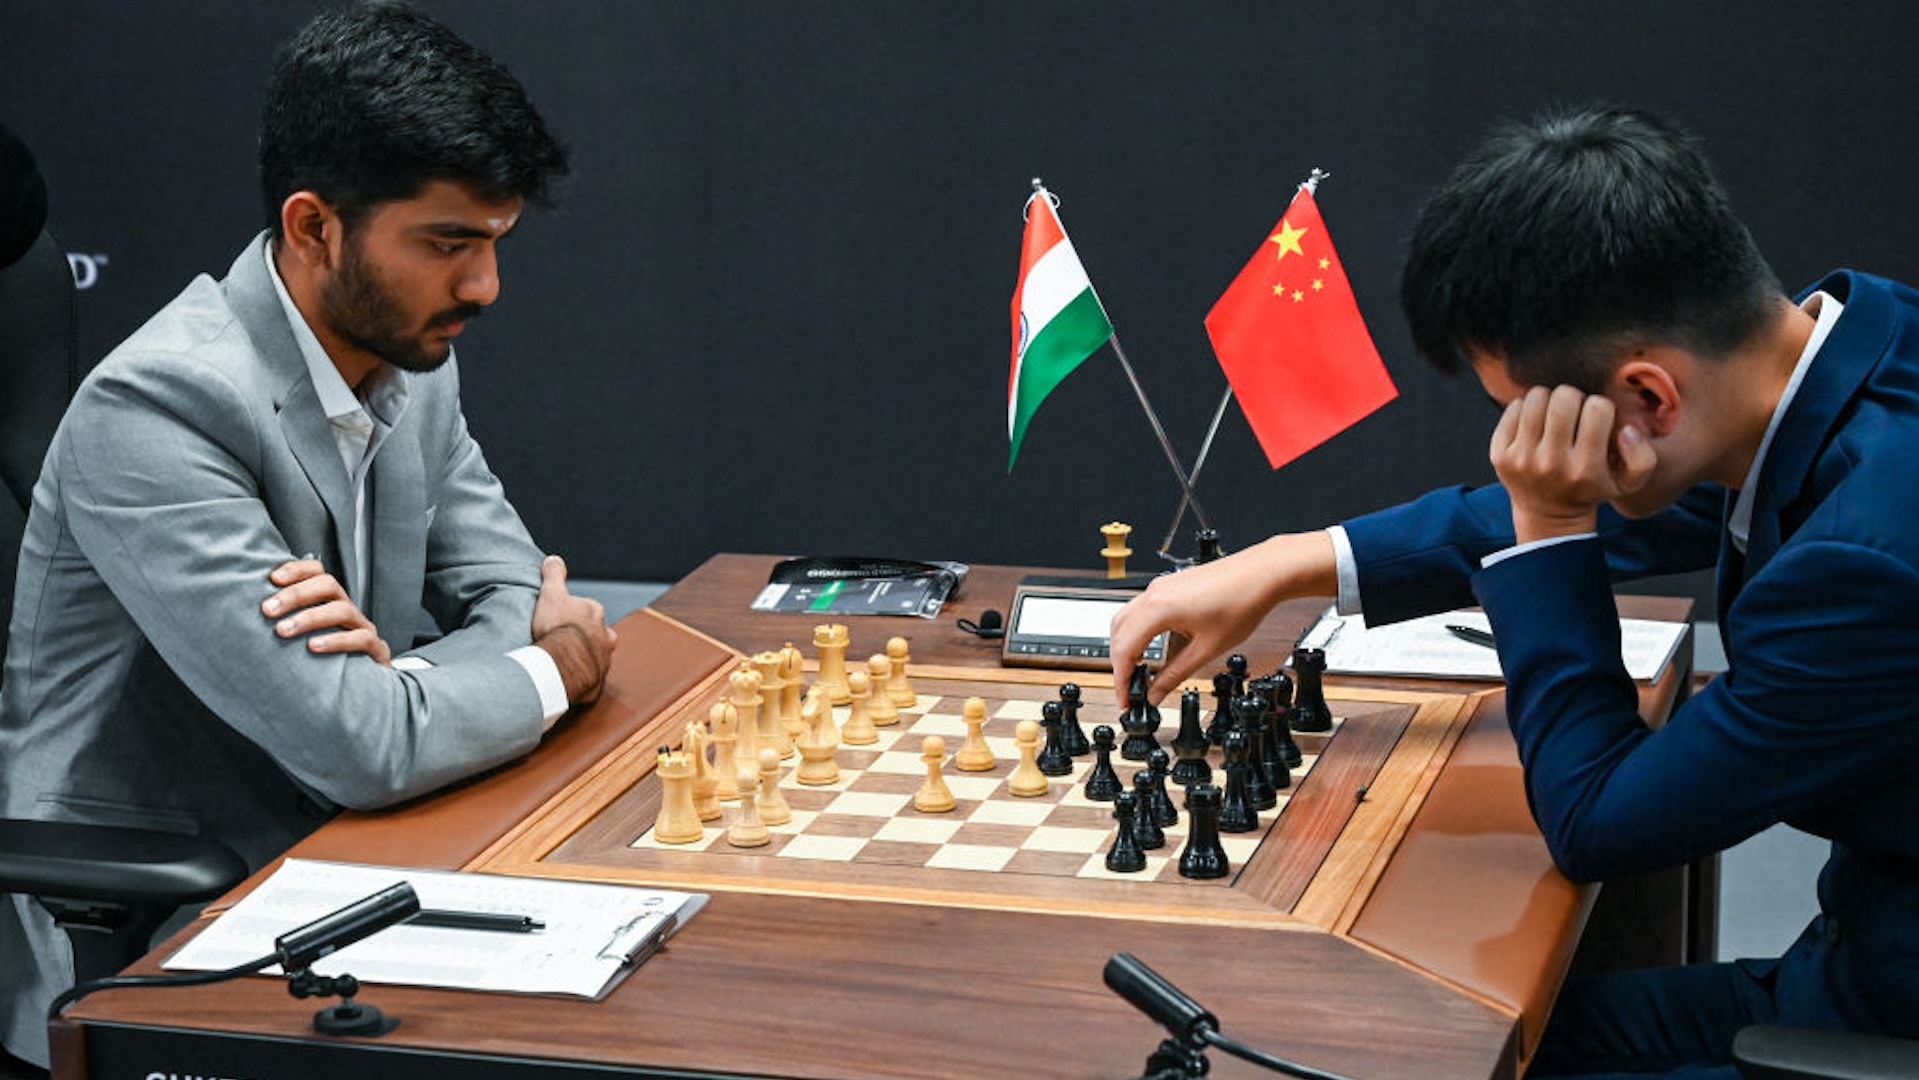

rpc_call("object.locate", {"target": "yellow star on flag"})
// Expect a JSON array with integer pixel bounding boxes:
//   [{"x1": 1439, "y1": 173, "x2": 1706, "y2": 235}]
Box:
[{"x1": 1268, "y1": 218, "x2": 1308, "y2": 261}]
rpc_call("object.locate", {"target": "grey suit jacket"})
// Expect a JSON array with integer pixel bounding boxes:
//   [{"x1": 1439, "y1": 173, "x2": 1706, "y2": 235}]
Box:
[{"x1": 0, "y1": 234, "x2": 551, "y2": 1062}]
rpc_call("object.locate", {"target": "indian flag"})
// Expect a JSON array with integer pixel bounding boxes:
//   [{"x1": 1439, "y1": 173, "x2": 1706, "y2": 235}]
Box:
[{"x1": 1007, "y1": 184, "x2": 1113, "y2": 470}]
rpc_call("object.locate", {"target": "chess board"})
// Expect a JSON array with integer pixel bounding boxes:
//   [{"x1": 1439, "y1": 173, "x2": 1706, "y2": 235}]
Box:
[{"x1": 533, "y1": 667, "x2": 1437, "y2": 926}]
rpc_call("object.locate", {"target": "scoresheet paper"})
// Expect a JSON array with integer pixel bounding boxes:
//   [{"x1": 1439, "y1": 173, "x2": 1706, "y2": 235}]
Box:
[
  {"x1": 1300, "y1": 606, "x2": 1687, "y2": 683},
  {"x1": 164, "y1": 859, "x2": 706, "y2": 999}
]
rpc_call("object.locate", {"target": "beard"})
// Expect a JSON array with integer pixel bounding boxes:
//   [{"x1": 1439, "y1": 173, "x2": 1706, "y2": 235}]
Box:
[{"x1": 321, "y1": 239, "x2": 483, "y2": 373}]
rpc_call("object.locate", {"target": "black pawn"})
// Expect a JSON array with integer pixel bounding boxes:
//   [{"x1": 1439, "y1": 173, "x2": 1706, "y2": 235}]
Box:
[
  {"x1": 1037, "y1": 701, "x2": 1074, "y2": 776},
  {"x1": 1106, "y1": 791, "x2": 1148, "y2": 872},
  {"x1": 1118, "y1": 663, "x2": 1162, "y2": 761},
  {"x1": 1178, "y1": 784, "x2": 1231, "y2": 880},
  {"x1": 1083, "y1": 724, "x2": 1123, "y2": 801},
  {"x1": 1058, "y1": 682, "x2": 1092, "y2": 756},
  {"x1": 1287, "y1": 647, "x2": 1334, "y2": 733},
  {"x1": 1249, "y1": 678, "x2": 1291, "y2": 793},
  {"x1": 1170, "y1": 688, "x2": 1212, "y2": 788},
  {"x1": 1143, "y1": 748, "x2": 1179, "y2": 827},
  {"x1": 1235, "y1": 695, "x2": 1277, "y2": 812},
  {"x1": 1217, "y1": 728, "x2": 1259, "y2": 833},
  {"x1": 1129, "y1": 773, "x2": 1166, "y2": 850}
]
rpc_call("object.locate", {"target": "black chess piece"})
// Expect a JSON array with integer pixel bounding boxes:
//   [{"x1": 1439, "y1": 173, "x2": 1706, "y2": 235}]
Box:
[
  {"x1": 1258, "y1": 667, "x2": 1304, "y2": 767},
  {"x1": 1143, "y1": 748, "x2": 1179, "y2": 827},
  {"x1": 1287, "y1": 647, "x2": 1334, "y2": 733},
  {"x1": 1118, "y1": 663, "x2": 1162, "y2": 761},
  {"x1": 1207, "y1": 671, "x2": 1234, "y2": 746},
  {"x1": 1058, "y1": 682, "x2": 1092, "y2": 756},
  {"x1": 1265, "y1": 668, "x2": 1303, "y2": 769},
  {"x1": 1217, "y1": 728, "x2": 1258, "y2": 833},
  {"x1": 1265, "y1": 664, "x2": 1296, "y2": 713},
  {"x1": 1105, "y1": 791, "x2": 1149, "y2": 872},
  {"x1": 1129, "y1": 773, "x2": 1166, "y2": 850},
  {"x1": 1037, "y1": 700, "x2": 1074, "y2": 776},
  {"x1": 1226, "y1": 653, "x2": 1250, "y2": 699},
  {"x1": 1083, "y1": 724, "x2": 1123, "y2": 801},
  {"x1": 1178, "y1": 784, "x2": 1230, "y2": 880},
  {"x1": 1170, "y1": 688, "x2": 1212, "y2": 788},
  {"x1": 1234, "y1": 694, "x2": 1277, "y2": 812},
  {"x1": 1248, "y1": 677, "x2": 1291, "y2": 793},
  {"x1": 1195, "y1": 528, "x2": 1223, "y2": 564}
]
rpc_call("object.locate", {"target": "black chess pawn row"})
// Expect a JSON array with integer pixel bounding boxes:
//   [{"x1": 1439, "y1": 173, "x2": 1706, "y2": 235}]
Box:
[{"x1": 1102, "y1": 748, "x2": 1232, "y2": 880}]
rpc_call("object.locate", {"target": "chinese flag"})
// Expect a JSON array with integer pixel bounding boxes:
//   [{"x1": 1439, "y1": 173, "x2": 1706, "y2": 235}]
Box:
[{"x1": 1203, "y1": 187, "x2": 1396, "y2": 469}]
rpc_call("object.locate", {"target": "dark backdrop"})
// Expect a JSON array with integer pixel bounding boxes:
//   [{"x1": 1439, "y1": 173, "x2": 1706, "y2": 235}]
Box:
[{"x1": 5, "y1": 2, "x2": 1916, "y2": 600}]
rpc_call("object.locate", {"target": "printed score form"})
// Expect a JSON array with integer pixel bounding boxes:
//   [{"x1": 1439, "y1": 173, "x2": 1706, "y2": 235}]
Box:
[
  {"x1": 165, "y1": 858, "x2": 705, "y2": 999},
  {"x1": 1300, "y1": 606, "x2": 1688, "y2": 683}
]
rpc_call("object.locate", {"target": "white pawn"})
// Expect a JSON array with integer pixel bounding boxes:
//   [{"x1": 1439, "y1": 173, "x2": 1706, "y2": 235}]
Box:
[
  {"x1": 954, "y1": 696, "x2": 995, "y2": 772},
  {"x1": 866, "y1": 654, "x2": 899, "y2": 727},
  {"x1": 757, "y1": 747, "x2": 792, "y2": 826},
  {"x1": 841, "y1": 669, "x2": 879, "y2": 745},
  {"x1": 915, "y1": 736, "x2": 956, "y2": 813},
  {"x1": 1007, "y1": 719, "x2": 1049, "y2": 797},
  {"x1": 885, "y1": 636, "x2": 917, "y2": 707},
  {"x1": 727, "y1": 769, "x2": 771, "y2": 848}
]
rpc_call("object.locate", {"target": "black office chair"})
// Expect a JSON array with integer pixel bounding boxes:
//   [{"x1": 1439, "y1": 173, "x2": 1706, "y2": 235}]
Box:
[
  {"x1": 0, "y1": 121, "x2": 245, "y2": 1019},
  {"x1": 1732, "y1": 1024, "x2": 1919, "y2": 1080}
]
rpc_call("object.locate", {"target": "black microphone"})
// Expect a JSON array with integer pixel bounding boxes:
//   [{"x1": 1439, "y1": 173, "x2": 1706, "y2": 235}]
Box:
[
  {"x1": 957, "y1": 609, "x2": 1005, "y2": 639},
  {"x1": 1103, "y1": 952, "x2": 1216, "y2": 1044},
  {"x1": 276, "y1": 881, "x2": 421, "y2": 971}
]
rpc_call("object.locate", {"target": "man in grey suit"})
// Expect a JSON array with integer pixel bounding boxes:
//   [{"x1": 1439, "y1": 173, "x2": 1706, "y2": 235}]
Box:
[{"x1": 0, "y1": 5, "x2": 617, "y2": 1068}]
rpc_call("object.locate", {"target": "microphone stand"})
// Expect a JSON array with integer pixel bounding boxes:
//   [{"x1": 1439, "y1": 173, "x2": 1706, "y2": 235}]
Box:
[{"x1": 49, "y1": 880, "x2": 420, "y2": 1038}]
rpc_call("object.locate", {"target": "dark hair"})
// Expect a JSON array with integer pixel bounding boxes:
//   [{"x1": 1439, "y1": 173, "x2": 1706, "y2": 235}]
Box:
[
  {"x1": 1399, "y1": 106, "x2": 1782, "y2": 390},
  {"x1": 258, "y1": 2, "x2": 568, "y2": 235}
]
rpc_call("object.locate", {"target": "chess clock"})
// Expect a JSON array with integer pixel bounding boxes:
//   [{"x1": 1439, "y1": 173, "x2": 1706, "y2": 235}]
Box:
[{"x1": 1001, "y1": 577, "x2": 1168, "y2": 671}]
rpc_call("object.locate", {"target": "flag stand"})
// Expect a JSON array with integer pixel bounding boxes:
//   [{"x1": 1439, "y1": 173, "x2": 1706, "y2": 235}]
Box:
[
  {"x1": 1156, "y1": 168, "x2": 1331, "y2": 566},
  {"x1": 1105, "y1": 332, "x2": 1213, "y2": 538},
  {"x1": 1155, "y1": 385, "x2": 1235, "y2": 562}
]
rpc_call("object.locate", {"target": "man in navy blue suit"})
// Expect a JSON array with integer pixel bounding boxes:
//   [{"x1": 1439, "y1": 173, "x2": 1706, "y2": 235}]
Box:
[{"x1": 1110, "y1": 106, "x2": 1919, "y2": 1078}]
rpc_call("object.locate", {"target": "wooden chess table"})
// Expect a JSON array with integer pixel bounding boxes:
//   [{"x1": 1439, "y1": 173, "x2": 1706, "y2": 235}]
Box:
[{"x1": 53, "y1": 555, "x2": 1693, "y2": 1080}]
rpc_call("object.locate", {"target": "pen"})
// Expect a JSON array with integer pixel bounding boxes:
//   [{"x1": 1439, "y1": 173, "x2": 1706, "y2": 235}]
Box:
[
  {"x1": 1445, "y1": 624, "x2": 1497, "y2": 649},
  {"x1": 409, "y1": 910, "x2": 545, "y2": 933}
]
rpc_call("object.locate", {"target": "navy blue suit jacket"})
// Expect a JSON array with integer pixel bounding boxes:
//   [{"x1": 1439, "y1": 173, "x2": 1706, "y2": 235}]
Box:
[{"x1": 1342, "y1": 270, "x2": 1919, "y2": 1036}]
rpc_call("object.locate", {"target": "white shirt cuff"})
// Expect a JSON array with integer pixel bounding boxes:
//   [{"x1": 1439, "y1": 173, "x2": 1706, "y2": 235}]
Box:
[
  {"x1": 1480, "y1": 531, "x2": 1598, "y2": 569},
  {"x1": 508, "y1": 645, "x2": 572, "y2": 731},
  {"x1": 1327, "y1": 525, "x2": 1363, "y2": 616}
]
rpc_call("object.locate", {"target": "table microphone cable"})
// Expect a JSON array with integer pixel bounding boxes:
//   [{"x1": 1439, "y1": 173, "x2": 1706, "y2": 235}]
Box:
[{"x1": 48, "y1": 951, "x2": 277, "y2": 1020}]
